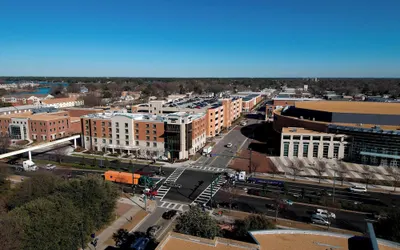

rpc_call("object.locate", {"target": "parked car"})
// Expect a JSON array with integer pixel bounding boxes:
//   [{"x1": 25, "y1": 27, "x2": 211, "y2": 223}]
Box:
[
  {"x1": 45, "y1": 164, "x2": 56, "y2": 170},
  {"x1": 162, "y1": 210, "x2": 177, "y2": 220},
  {"x1": 226, "y1": 143, "x2": 233, "y2": 148},
  {"x1": 349, "y1": 185, "x2": 368, "y2": 193},
  {"x1": 314, "y1": 209, "x2": 336, "y2": 219},
  {"x1": 163, "y1": 181, "x2": 182, "y2": 189},
  {"x1": 311, "y1": 214, "x2": 331, "y2": 225},
  {"x1": 147, "y1": 225, "x2": 162, "y2": 237}
]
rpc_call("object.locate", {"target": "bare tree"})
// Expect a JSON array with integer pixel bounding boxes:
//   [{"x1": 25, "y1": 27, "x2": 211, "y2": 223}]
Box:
[
  {"x1": 0, "y1": 134, "x2": 10, "y2": 154},
  {"x1": 362, "y1": 165, "x2": 373, "y2": 189},
  {"x1": 387, "y1": 168, "x2": 400, "y2": 192},
  {"x1": 288, "y1": 161, "x2": 302, "y2": 181},
  {"x1": 53, "y1": 147, "x2": 68, "y2": 163},
  {"x1": 249, "y1": 161, "x2": 260, "y2": 174},
  {"x1": 315, "y1": 160, "x2": 327, "y2": 184},
  {"x1": 336, "y1": 161, "x2": 348, "y2": 186}
]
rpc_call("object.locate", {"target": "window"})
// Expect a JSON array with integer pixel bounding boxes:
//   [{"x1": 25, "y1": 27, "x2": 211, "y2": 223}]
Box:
[
  {"x1": 146, "y1": 124, "x2": 149, "y2": 128},
  {"x1": 303, "y1": 136, "x2": 310, "y2": 140},
  {"x1": 109, "y1": 139, "x2": 112, "y2": 144},
  {"x1": 153, "y1": 130, "x2": 157, "y2": 135},
  {"x1": 323, "y1": 143, "x2": 329, "y2": 158},
  {"x1": 116, "y1": 122, "x2": 119, "y2": 127},
  {"x1": 283, "y1": 142, "x2": 289, "y2": 157},
  {"x1": 125, "y1": 123, "x2": 128, "y2": 128},
  {"x1": 146, "y1": 136, "x2": 150, "y2": 140},
  {"x1": 146, "y1": 130, "x2": 150, "y2": 134},
  {"x1": 333, "y1": 144, "x2": 340, "y2": 158},
  {"x1": 102, "y1": 139, "x2": 106, "y2": 143},
  {"x1": 146, "y1": 142, "x2": 150, "y2": 147},
  {"x1": 323, "y1": 136, "x2": 331, "y2": 141},
  {"x1": 136, "y1": 141, "x2": 139, "y2": 146},
  {"x1": 125, "y1": 141, "x2": 129, "y2": 146},
  {"x1": 313, "y1": 143, "x2": 319, "y2": 157},
  {"x1": 135, "y1": 129, "x2": 139, "y2": 134},
  {"x1": 153, "y1": 142, "x2": 157, "y2": 147},
  {"x1": 116, "y1": 140, "x2": 120, "y2": 145},
  {"x1": 333, "y1": 137, "x2": 342, "y2": 142},
  {"x1": 283, "y1": 135, "x2": 290, "y2": 140},
  {"x1": 303, "y1": 142, "x2": 309, "y2": 157},
  {"x1": 152, "y1": 124, "x2": 156, "y2": 129},
  {"x1": 108, "y1": 122, "x2": 111, "y2": 126},
  {"x1": 116, "y1": 128, "x2": 119, "y2": 133},
  {"x1": 293, "y1": 136, "x2": 301, "y2": 140},
  {"x1": 153, "y1": 136, "x2": 157, "y2": 141},
  {"x1": 293, "y1": 142, "x2": 299, "y2": 157},
  {"x1": 125, "y1": 129, "x2": 128, "y2": 133},
  {"x1": 313, "y1": 136, "x2": 321, "y2": 141},
  {"x1": 136, "y1": 135, "x2": 139, "y2": 140},
  {"x1": 94, "y1": 138, "x2": 97, "y2": 143},
  {"x1": 125, "y1": 135, "x2": 129, "y2": 140},
  {"x1": 116, "y1": 134, "x2": 119, "y2": 139}
]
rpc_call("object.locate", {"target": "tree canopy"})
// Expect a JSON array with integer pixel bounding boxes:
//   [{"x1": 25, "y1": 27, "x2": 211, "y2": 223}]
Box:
[
  {"x1": 232, "y1": 214, "x2": 275, "y2": 241},
  {"x1": 174, "y1": 206, "x2": 220, "y2": 239},
  {"x1": 0, "y1": 173, "x2": 118, "y2": 250}
]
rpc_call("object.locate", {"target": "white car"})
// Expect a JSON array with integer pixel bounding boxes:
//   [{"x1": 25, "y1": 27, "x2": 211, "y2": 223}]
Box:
[
  {"x1": 311, "y1": 214, "x2": 331, "y2": 226},
  {"x1": 226, "y1": 143, "x2": 233, "y2": 148},
  {"x1": 315, "y1": 209, "x2": 336, "y2": 219},
  {"x1": 349, "y1": 185, "x2": 368, "y2": 193},
  {"x1": 45, "y1": 164, "x2": 56, "y2": 170}
]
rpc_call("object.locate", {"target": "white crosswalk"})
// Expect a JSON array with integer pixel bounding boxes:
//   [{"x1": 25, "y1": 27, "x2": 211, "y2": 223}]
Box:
[
  {"x1": 191, "y1": 177, "x2": 226, "y2": 206},
  {"x1": 188, "y1": 165, "x2": 225, "y2": 173},
  {"x1": 158, "y1": 201, "x2": 189, "y2": 212},
  {"x1": 155, "y1": 167, "x2": 186, "y2": 200}
]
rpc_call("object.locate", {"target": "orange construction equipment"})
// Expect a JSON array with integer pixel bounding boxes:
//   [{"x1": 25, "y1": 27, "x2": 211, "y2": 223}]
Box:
[{"x1": 104, "y1": 170, "x2": 140, "y2": 185}]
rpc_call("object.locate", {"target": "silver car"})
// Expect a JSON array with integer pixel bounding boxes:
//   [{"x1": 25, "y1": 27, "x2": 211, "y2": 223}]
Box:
[{"x1": 311, "y1": 214, "x2": 330, "y2": 226}]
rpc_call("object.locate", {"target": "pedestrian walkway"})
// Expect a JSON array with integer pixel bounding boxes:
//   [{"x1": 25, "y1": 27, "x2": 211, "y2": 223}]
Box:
[
  {"x1": 158, "y1": 201, "x2": 189, "y2": 212},
  {"x1": 191, "y1": 177, "x2": 226, "y2": 206},
  {"x1": 155, "y1": 167, "x2": 187, "y2": 200},
  {"x1": 188, "y1": 165, "x2": 225, "y2": 172}
]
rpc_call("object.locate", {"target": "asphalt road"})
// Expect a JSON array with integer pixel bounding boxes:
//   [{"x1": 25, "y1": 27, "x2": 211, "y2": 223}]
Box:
[
  {"x1": 196, "y1": 117, "x2": 260, "y2": 169},
  {"x1": 163, "y1": 169, "x2": 217, "y2": 203},
  {"x1": 235, "y1": 178, "x2": 400, "y2": 208},
  {"x1": 213, "y1": 190, "x2": 368, "y2": 233}
]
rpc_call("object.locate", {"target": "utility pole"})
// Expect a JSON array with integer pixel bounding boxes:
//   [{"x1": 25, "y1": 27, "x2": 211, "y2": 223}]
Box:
[{"x1": 249, "y1": 148, "x2": 252, "y2": 173}]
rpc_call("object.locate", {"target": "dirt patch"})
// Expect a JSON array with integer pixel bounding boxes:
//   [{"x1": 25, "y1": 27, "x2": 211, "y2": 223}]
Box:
[{"x1": 229, "y1": 149, "x2": 277, "y2": 173}]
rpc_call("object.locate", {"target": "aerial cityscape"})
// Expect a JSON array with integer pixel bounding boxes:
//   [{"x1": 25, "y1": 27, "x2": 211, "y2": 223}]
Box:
[{"x1": 1, "y1": 0, "x2": 400, "y2": 250}]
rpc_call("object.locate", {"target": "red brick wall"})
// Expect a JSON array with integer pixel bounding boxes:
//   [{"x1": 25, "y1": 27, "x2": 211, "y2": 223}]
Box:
[
  {"x1": 65, "y1": 108, "x2": 103, "y2": 117},
  {"x1": 30, "y1": 117, "x2": 71, "y2": 142},
  {"x1": 0, "y1": 117, "x2": 10, "y2": 136}
]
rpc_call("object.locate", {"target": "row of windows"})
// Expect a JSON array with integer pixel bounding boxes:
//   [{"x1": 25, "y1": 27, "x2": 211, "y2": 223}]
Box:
[
  {"x1": 283, "y1": 135, "x2": 342, "y2": 142},
  {"x1": 91, "y1": 137, "x2": 159, "y2": 148},
  {"x1": 283, "y1": 142, "x2": 341, "y2": 158},
  {"x1": 31, "y1": 126, "x2": 66, "y2": 132}
]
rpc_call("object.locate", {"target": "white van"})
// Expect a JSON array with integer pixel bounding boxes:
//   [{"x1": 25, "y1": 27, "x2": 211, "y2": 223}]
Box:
[{"x1": 349, "y1": 186, "x2": 367, "y2": 193}]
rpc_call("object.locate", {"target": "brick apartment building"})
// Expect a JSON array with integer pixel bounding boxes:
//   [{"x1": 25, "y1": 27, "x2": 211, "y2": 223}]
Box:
[{"x1": 81, "y1": 111, "x2": 207, "y2": 160}]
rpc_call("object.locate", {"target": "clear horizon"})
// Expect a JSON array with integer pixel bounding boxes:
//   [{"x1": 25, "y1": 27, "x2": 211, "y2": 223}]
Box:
[{"x1": 1, "y1": 0, "x2": 399, "y2": 77}]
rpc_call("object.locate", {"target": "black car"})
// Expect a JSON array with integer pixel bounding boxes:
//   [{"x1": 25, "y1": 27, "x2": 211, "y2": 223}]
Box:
[{"x1": 162, "y1": 210, "x2": 177, "y2": 220}]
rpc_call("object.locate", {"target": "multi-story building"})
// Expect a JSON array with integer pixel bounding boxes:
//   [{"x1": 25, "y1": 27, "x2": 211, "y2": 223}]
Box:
[
  {"x1": 164, "y1": 112, "x2": 206, "y2": 160},
  {"x1": 206, "y1": 104, "x2": 224, "y2": 137},
  {"x1": 0, "y1": 111, "x2": 81, "y2": 142},
  {"x1": 81, "y1": 111, "x2": 206, "y2": 160},
  {"x1": 40, "y1": 97, "x2": 84, "y2": 108},
  {"x1": 265, "y1": 97, "x2": 322, "y2": 121},
  {"x1": 274, "y1": 101, "x2": 400, "y2": 166},
  {"x1": 239, "y1": 94, "x2": 263, "y2": 112},
  {"x1": 221, "y1": 97, "x2": 242, "y2": 128}
]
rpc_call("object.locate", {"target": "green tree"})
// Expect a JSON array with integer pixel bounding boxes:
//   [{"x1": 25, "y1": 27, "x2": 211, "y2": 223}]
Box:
[
  {"x1": 375, "y1": 211, "x2": 400, "y2": 242},
  {"x1": 81, "y1": 156, "x2": 86, "y2": 166},
  {"x1": 92, "y1": 157, "x2": 97, "y2": 167},
  {"x1": 0, "y1": 214, "x2": 24, "y2": 250},
  {"x1": 10, "y1": 195, "x2": 82, "y2": 250},
  {"x1": 7, "y1": 173, "x2": 61, "y2": 210},
  {"x1": 175, "y1": 206, "x2": 220, "y2": 239},
  {"x1": 104, "y1": 158, "x2": 110, "y2": 168},
  {"x1": 233, "y1": 214, "x2": 275, "y2": 240}
]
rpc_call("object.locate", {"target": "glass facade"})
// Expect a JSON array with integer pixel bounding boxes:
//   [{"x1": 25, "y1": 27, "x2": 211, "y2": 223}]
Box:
[
  {"x1": 293, "y1": 142, "x2": 299, "y2": 157},
  {"x1": 283, "y1": 142, "x2": 289, "y2": 157},
  {"x1": 303, "y1": 143, "x2": 309, "y2": 157}
]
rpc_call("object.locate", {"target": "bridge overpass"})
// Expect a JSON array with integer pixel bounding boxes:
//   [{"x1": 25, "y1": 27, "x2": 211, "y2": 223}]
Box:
[{"x1": 0, "y1": 135, "x2": 80, "y2": 161}]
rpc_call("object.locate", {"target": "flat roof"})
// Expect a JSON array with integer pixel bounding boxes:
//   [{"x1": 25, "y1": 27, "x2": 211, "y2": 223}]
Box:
[
  {"x1": 295, "y1": 101, "x2": 400, "y2": 115},
  {"x1": 42, "y1": 97, "x2": 78, "y2": 104},
  {"x1": 0, "y1": 105, "x2": 36, "y2": 113},
  {"x1": 0, "y1": 112, "x2": 33, "y2": 119},
  {"x1": 250, "y1": 230, "x2": 400, "y2": 250},
  {"x1": 282, "y1": 127, "x2": 327, "y2": 135},
  {"x1": 30, "y1": 114, "x2": 67, "y2": 121},
  {"x1": 156, "y1": 232, "x2": 259, "y2": 250}
]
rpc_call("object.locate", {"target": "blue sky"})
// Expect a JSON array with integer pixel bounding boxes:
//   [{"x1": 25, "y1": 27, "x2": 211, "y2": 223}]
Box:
[{"x1": 0, "y1": 0, "x2": 399, "y2": 77}]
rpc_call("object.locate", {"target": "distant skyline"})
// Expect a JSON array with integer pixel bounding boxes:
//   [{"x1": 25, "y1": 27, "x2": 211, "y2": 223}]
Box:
[{"x1": 1, "y1": 0, "x2": 399, "y2": 77}]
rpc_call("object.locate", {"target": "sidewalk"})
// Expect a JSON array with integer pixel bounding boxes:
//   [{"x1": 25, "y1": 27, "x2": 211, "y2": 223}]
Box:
[{"x1": 95, "y1": 196, "x2": 157, "y2": 250}]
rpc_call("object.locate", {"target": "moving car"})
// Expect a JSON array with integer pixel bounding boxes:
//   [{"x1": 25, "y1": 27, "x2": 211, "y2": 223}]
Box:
[
  {"x1": 281, "y1": 199, "x2": 293, "y2": 206},
  {"x1": 226, "y1": 143, "x2": 233, "y2": 148},
  {"x1": 162, "y1": 210, "x2": 177, "y2": 220},
  {"x1": 147, "y1": 225, "x2": 162, "y2": 237},
  {"x1": 349, "y1": 185, "x2": 368, "y2": 193},
  {"x1": 163, "y1": 181, "x2": 182, "y2": 189},
  {"x1": 240, "y1": 121, "x2": 247, "y2": 126},
  {"x1": 45, "y1": 164, "x2": 56, "y2": 170},
  {"x1": 315, "y1": 209, "x2": 336, "y2": 219},
  {"x1": 311, "y1": 214, "x2": 331, "y2": 226}
]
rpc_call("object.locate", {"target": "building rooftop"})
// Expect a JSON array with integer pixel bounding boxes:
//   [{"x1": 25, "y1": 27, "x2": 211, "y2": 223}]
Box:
[
  {"x1": 242, "y1": 94, "x2": 260, "y2": 102},
  {"x1": 82, "y1": 112, "x2": 165, "y2": 122},
  {"x1": 42, "y1": 97, "x2": 78, "y2": 104},
  {"x1": 0, "y1": 105, "x2": 37, "y2": 113},
  {"x1": 249, "y1": 230, "x2": 400, "y2": 250},
  {"x1": 295, "y1": 101, "x2": 400, "y2": 115},
  {"x1": 282, "y1": 127, "x2": 327, "y2": 135},
  {"x1": 30, "y1": 114, "x2": 68, "y2": 121},
  {"x1": 156, "y1": 232, "x2": 259, "y2": 250}
]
